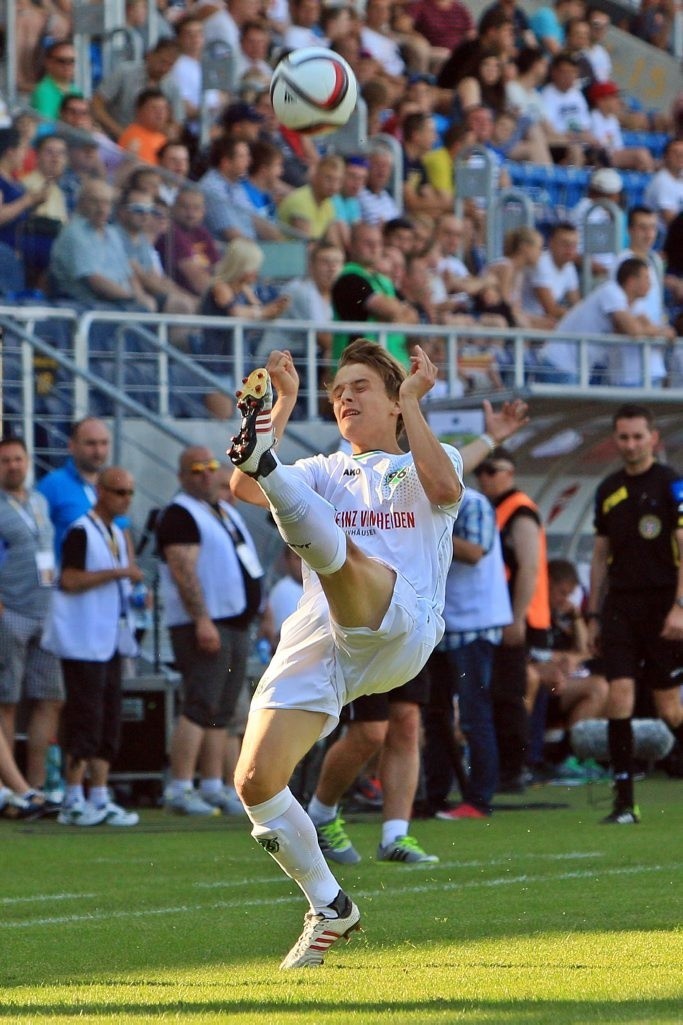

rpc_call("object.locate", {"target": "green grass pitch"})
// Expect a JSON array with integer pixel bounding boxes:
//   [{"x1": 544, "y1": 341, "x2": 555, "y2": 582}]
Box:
[{"x1": 1, "y1": 776, "x2": 682, "y2": 1024}]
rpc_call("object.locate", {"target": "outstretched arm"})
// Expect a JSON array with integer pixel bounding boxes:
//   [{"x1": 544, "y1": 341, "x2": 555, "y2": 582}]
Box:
[
  {"x1": 230, "y1": 349, "x2": 299, "y2": 506},
  {"x1": 460, "y1": 398, "x2": 529, "y2": 475},
  {"x1": 399, "y1": 346, "x2": 463, "y2": 507}
]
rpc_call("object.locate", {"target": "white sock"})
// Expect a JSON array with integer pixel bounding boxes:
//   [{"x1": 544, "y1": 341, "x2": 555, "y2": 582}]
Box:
[
  {"x1": 65, "y1": 785, "x2": 85, "y2": 807},
  {"x1": 382, "y1": 819, "x2": 409, "y2": 847},
  {"x1": 89, "y1": 786, "x2": 109, "y2": 808},
  {"x1": 200, "y1": 777, "x2": 223, "y2": 796},
  {"x1": 307, "y1": 795, "x2": 339, "y2": 825},
  {"x1": 257, "y1": 458, "x2": 346, "y2": 575},
  {"x1": 246, "y1": 787, "x2": 341, "y2": 915},
  {"x1": 170, "y1": 779, "x2": 193, "y2": 798}
]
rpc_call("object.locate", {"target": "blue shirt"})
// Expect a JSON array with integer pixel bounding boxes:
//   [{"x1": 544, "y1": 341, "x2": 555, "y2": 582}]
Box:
[
  {"x1": 199, "y1": 169, "x2": 256, "y2": 240},
  {"x1": 49, "y1": 214, "x2": 133, "y2": 302},
  {"x1": 37, "y1": 457, "x2": 129, "y2": 558}
]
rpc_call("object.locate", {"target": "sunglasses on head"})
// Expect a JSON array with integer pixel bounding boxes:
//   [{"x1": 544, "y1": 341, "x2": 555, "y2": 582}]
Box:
[
  {"x1": 190, "y1": 459, "x2": 220, "y2": 473},
  {"x1": 103, "y1": 486, "x2": 135, "y2": 496}
]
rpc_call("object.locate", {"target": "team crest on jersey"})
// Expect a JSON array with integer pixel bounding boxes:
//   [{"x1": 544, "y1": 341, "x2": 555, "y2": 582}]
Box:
[{"x1": 639, "y1": 514, "x2": 661, "y2": 539}]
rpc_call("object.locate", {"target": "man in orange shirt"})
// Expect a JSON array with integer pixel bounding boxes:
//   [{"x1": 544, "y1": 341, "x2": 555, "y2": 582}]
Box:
[{"x1": 118, "y1": 88, "x2": 170, "y2": 165}]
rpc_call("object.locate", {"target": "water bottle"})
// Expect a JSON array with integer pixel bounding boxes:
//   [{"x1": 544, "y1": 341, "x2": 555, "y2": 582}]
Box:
[{"x1": 129, "y1": 582, "x2": 152, "y2": 631}]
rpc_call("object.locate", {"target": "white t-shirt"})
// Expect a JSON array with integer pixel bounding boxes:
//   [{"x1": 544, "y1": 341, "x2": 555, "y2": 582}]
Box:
[
  {"x1": 169, "y1": 54, "x2": 222, "y2": 112},
  {"x1": 291, "y1": 446, "x2": 463, "y2": 615},
  {"x1": 506, "y1": 80, "x2": 546, "y2": 124},
  {"x1": 282, "y1": 25, "x2": 322, "y2": 49},
  {"x1": 267, "y1": 575, "x2": 304, "y2": 636},
  {"x1": 543, "y1": 279, "x2": 629, "y2": 377},
  {"x1": 360, "y1": 26, "x2": 405, "y2": 77},
  {"x1": 644, "y1": 168, "x2": 683, "y2": 226},
  {"x1": 540, "y1": 83, "x2": 591, "y2": 133},
  {"x1": 525, "y1": 249, "x2": 580, "y2": 315},
  {"x1": 570, "y1": 196, "x2": 620, "y2": 274},
  {"x1": 194, "y1": 0, "x2": 240, "y2": 49},
  {"x1": 590, "y1": 109, "x2": 623, "y2": 151},
  {"x1": 587, "y1": 43, "x2": 612, "y2": 83},
  {"x1": 614, "y1": 247, "x2": 667, "y2": 384},
  {"x1": 358, "y1": 187, "x2": 400, "y2": 225}
]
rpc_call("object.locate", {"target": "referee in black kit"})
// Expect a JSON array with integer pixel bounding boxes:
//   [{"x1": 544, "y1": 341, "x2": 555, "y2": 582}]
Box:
[{"x1": 586, "y1": 403, "x2": 683, "y2": 824}]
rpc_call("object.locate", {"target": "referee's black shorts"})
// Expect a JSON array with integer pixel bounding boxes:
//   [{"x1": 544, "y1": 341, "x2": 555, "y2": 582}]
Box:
[{"x1": 601, "y1": 589, "x2": 683, "y2": 690}]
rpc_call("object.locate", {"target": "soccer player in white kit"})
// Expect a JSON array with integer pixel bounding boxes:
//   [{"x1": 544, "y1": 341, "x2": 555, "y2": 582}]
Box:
[{"x1": 229, "y1": 340, "x2": 464, "y2": 968}]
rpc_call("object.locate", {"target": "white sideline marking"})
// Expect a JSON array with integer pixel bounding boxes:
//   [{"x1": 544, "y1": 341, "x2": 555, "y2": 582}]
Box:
[
  {"x1": 0, "y1": 893, "x2": 96, "y2": 906},
  {"x1": 191, "y1": 852, "x2": 605, "y2": 889},
  {"x1": 1, "y1": 863, "x2": 668, "y2": 930}
]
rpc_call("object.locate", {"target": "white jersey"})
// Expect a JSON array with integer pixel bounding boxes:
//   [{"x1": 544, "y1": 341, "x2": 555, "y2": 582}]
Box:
[{"x1": 290, "y1": 444, "x2": 463, "y2": 616}]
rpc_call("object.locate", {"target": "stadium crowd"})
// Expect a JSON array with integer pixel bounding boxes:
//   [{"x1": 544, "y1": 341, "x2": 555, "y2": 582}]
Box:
[
  {"x1": 1, "y1": 1, "x2": 683, "y2": 840},
  {"x1": 0, "y1": 0, "x2": 682, "y2": 399}
]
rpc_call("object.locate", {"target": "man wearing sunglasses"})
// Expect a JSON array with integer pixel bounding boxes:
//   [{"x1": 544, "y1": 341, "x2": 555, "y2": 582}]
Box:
[
  {"x1": 30, "y1": 41, "x2": 80, "y2": 121},
  {"x1": 474, "y1": 446, "x2": 551, "y2": 794},
  {"x1": 156, "y1": 447, "x2": 263, "y2": 816},
  {"x1": 42, "y1": 467, "x2": 144, "y2": 826}
]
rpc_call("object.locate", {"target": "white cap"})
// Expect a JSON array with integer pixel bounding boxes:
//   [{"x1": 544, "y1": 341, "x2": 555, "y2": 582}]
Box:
[{"x1": 590, "y1": 167, "x2": 623, "y2": 194}]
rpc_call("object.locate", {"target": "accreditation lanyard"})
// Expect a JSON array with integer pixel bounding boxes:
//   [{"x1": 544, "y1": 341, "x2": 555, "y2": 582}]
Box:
[{"x1": 88, "y1": 512, "x2": 127, "y2": 618}]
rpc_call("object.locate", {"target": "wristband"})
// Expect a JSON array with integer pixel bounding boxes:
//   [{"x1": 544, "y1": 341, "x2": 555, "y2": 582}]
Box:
[{"x1": 480, "y1": 432, "x2": 495, "y2": 452}]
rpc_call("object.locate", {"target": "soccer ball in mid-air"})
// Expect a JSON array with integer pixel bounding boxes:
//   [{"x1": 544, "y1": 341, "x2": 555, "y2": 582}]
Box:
[{"x1": 270, "y1": 47, "x2": 358, "y2": 135}]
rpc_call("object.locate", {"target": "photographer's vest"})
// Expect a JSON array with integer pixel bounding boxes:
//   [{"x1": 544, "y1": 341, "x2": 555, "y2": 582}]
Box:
[
  {"x1": 332, "y1": 262, "x2": 408, "y2": 366},
  {"x1": 495, "y1": 491, "x2": 550, "y2": 631}
]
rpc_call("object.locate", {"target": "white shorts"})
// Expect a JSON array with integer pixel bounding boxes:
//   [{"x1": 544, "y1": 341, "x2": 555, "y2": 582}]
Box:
[{"x1": 250, "y1": 569, "x2": 442, "y2": 738}]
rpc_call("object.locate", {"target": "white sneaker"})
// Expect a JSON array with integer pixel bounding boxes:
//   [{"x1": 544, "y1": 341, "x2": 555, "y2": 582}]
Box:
[
  {"x1": 57, "y1": 800, "x2": 108, "y2": 827},
  {"x1": 164, "y1": 786, "x2": 220, "y2": 816},
  {"x1": 280, "y1": 892, "x2": 361, "y2": 969},
  {"x1": 228, "y1": 368, "x2": 276, "y2": 477},
  {"x1": 98, "y1": 801, "x2": 139, "y2": 827},
  {"x1": 202, "y1": 787, "x2": 246, "y2": 816}
]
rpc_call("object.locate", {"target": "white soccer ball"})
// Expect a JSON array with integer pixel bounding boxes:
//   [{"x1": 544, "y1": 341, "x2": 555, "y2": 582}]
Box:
[{"x1": 270, "y1": 47, "x2": 358, "y2": 136}]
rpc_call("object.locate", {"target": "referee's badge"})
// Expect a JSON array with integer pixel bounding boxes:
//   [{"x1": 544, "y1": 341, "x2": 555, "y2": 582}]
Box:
[{"x1": 638, "y1": 514, "x2": 662, "y2": 539}]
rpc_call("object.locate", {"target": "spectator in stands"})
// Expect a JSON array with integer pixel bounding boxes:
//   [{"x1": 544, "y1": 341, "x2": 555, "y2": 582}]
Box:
[
  {"x1": 0, "y1": 126, "x2": 51, "y2": 263},
  {"x1": 454, "y1": 48, "x2": 507, "y2": 124},
  {"x1": 434, "y1": 214, "x2": 495, "y2": 302},
  {"x1": 382, "y1": 215, "x2": 417, "y2": 254},
  {"x1": 157, "y1": 140, "x2": 191, "y2": 204},
  {"x1": 30, "y1": 40, "x2": 80, "y2": 120},
  {"x1": 480, "y1": 0, "x2": 536, "y2": 51},
  {"x1": 570, "y1": 166, "x2": 624, "y2": 278},
  {"x1": 586, "y1": 9, "x2": 612, "y2": 82},
  {"x1": 219, "y1": 101, "x2": 265, "y2": 144},
  {"x1": 114, "y1": 185, "x2": 198, "y2": 317},
  {"x1": 331, "y1": 221, "x2": 418, "y2": 366},
  {"x1": 530, "y1": 0, "x2": 584, "y2": 56},
  {"x1": 408, "y1": 0, "x2": 475, "y2": 61},
  {"x1": 359, "y1": 0, "x2": 407, "y2": 101},
  {"x1": 49, "y1": 178, "x2": 155, "y2": 310},
  {"x1": 199, "y1": 136, "x2": 270, "y2": 242},
  {"x1": 57, "y1": 95, "x2": 126, "y2": 181},
  {"x1": 198, "y1": 238, "x2": 289, "y2": 415},
  {"x1": 543, "y1": 257, "x2": 675, "y2": 385},
  {"x1": 331, "y1": 156, "x2": 367, "y2": 249},
  {"x1": 169, "y1": 16, "x2": 224, "y2": 141},
  {"x1": 234, "y1": 19, "x2": 273, "y2": 88},
  {"x1": 59, "y1": 134, "x2": 107, "y2": 216},
  {"x1": 541, "y1": 52, "x2": 598, "y2": 165},
  {"x1": 283, "y1": 0, "x2": 323, "y2": 48},
  {"x1": 630, "y1": 0, "x2": 672, "y2": 51},
  {"x1": 644, "y1": 138, "x2": 683, "y2": 231},
  {"x1": 243, "y1": 139, "x2": 286, "y2": 239},
  {"x1": 117, "y1": 88, "x2": 171, "y2": 165},
  {"x1": 487, "y1": 227, "x2": 555, "y2": 329},
  {"x1": 662, "y1": 211, "x2": 683, "y2": 336},
  {"x1": 194, "y1": 0, "x2": 257, "y2": 52},
  {"x1": 524, "y1": 221, "x2": 581, "y2": 324},
  {"x1": 506, "y1": 46, "x2": 551, "y2": 127},
  {"x1": 615, "y1": 206, "x2": 670, "y2": 386},
  {"x1": 321, "y1": 5, "x2": 355, "y2": 49},
  {"x1": 562, "y1": 17, "x2": 595, "y2": 92},
  {"x1": 157, "y1": 186, "x2": 221, "y2": 297},
  {"x1": 18, "y1": 132, "x2": 70, "y2": 287},
  {"x1": 91, "y1": 38, "x2": 183, "y2": 144},
  {"x1": 252, "y1": 86, "x2": 320, "y2": 189},
  {"x1": 358, "y1": 144, "x2": 401, "y2": 226},
  {"x1": 401, "y1": 113, "x2": 450, "y2": 219},
  {"x1": 277, "y1": 154, "x2": 345, "y2": 242},
  {"x1": 436, "y1": 9, "x2": 515, "y2": 90},
  {"x1": 588, "y1": 82, "x2": 655, "y2": 172}
]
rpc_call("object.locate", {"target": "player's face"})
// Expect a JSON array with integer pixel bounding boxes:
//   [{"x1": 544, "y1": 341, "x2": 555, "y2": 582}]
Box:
[
  {"x1": 613, "y1": 416, "x2": 658, "y2": 473},
  {"x1": 330, "y1": 362, "x2": 400, "y2": 451}
]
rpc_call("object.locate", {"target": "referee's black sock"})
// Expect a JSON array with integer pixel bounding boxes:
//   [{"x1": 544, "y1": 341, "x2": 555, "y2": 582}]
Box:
[{"x1": 608, "y1": 718, "x2": 634, "y2": 809}]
